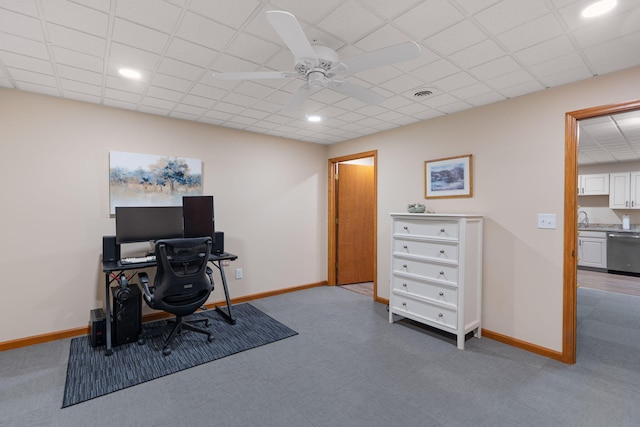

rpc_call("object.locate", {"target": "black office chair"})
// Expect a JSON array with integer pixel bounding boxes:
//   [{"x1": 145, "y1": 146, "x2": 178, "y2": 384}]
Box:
[{"x1": 138, "y1": 237, "x2": 214, "y2": 355}]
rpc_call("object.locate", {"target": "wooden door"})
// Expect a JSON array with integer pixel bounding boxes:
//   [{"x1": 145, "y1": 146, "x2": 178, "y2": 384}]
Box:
[{"x1": 336, "y1": 163, "x2": 374, "y2": 285}]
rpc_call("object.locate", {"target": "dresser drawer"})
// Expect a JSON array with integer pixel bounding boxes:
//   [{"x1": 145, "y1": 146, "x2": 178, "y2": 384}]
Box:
[
  {"x1": 393, "y1": 238, "x2": 459, "y2": 262},
  {"x1": 394, "y1": 219, "x2": 459, "y2": 240},
  {"x1": 392, "y1": 257, "x2": 459, "y2": 284},
  {"x1": 392, "y1": 276, "x2": 458, "y2": 308},
  {"x1": 390, "y1": 295, "x2": 457, "y2": 329}
]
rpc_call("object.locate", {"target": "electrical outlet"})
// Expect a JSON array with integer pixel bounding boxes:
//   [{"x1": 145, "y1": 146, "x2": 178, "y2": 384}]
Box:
[
  {"x1": 235, "y1": 268, "x2": 243, "y2": 279},
  {"x1": 537, "y1": 213, "x2": 557, "y2": 229}
]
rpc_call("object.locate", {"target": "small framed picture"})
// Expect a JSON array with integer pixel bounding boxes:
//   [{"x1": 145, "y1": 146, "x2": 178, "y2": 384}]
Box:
[{"x1": 424, "y1": 154, "x2": 473, "y2": 199}]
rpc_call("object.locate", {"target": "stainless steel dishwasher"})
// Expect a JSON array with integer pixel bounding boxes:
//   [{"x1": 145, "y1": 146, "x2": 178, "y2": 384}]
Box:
[{"x1": 607, "y1": 232, "x2": 640, "y2": 274}]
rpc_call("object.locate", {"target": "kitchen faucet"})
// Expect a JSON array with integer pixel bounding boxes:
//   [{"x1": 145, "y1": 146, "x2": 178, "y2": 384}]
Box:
[{"x1": 578, "y1": 210, "x2": 589, "y2": 227}]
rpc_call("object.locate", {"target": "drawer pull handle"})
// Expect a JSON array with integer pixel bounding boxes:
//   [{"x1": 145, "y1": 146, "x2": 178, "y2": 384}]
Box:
[
  {"x1": 439, "y1": 249, "x2": 445, "y2": 254},
  {"x1": 440, "y1": 228, "x2": 445, "y2": 232},
  {"x1": 402, "y1": 302, "x2": 407, "y2": 307},
  {"x1": 403, "y1": 245, "x2": 408, "y2": 249},
  {"x1": 439, "y1": 271, "x2": 444, "y2": 275},
  {"x1": 439, "y1": 292, "x2": 444, "y2": 296},
  {"x1": 402, "y1": 283, "x2": 407, "y2": 287},
  {"x1": 438, "y1": 313, "x2": 443, "y2": 318},
  {"x1": 403, "y1": 264, "x2": 408, "y2": 268},
  {"x1": 403, "y1": 226, "x2": 408, "y2": 230}
]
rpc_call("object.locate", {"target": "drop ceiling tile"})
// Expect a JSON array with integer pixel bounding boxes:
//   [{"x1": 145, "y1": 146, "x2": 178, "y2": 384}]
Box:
[
  {"x1": 474, "y1": 0, "x2": 550, "y2": 34},
  {"x1": 0, "y1": 7, "x2": 45, "y2": 41},
  {"x1": 104, "y1": 87, "x2": 142, "y2": 103},
  {"x1": 189, "y1": 0, "x2": 261, "y2": 29},
  {"x1": 448, "y1": 39, "x2": 506, "y2": 68},
  {"x1": 514, "y1": 35, "x2": 575, "y2": 66},
  {"x1": 41, "y1": 0, "x2": 108, "y2": 37},
  {"x1": 182, "y1": 93, "x2": 215, "y2": 108},
  {"x1": 410, "y1": 59, "x2": 460, "y2": 83},
  {"x1": 355, "y1": 24, "x2": 416, "y2": 52},
  {"x1": 166, "y1": 38, "x2": 218, "y2": 68},
  {"x1": 225, "y1": 32, "x2": 282, "y2": 66},
  {"x1": 47, "y1": 23, "x2": 106, "y2": 57},
  {"x1": 0, "y1": 0, "x2": 39, "y2": 16},
  {"x1": 470, "y1": 56, "x2": 521, "y2": 82},
  {"x1": 60, "y1": 78, "x2": 101, "y2": 96},
  {"x1": 0, "y1": 51, "x2": 53, "y2": 74},
  {"x1": 109, "y1": 42, "x2": 159, "y2": 70},
  {"x1": 379, "y1": 73, "x2": 425, "y2": 93},
  {"x1": 465, "y1": 91, "x2": 505, "y2": 107},
  {"x1": 432, "y1": 72, "x2": 478, "y2": 92},
  {"x1": 450, "y1": 82, "x2": 492, "y2": 99},
  {"x1": 115, "y1": 0, "x2": 182, "y2": 33},
  {"x1": 356, "y1": 66, "x2": 404, "y2": 85},
  {"x1": 158, "y1": 57, "x2": 205, "y2": 81},
  {"x1": 177, "y1": 11, "x2": 236, "y2": 50},
  {"x1": 270, "y1": 0, "x2": 343, "y2": 23},
  {"x1": 174, "y1": 103, "x2": 206, "y2": 115},
  {"x1": 57, "y1": 64, "x2": 102, "y2": 85},
  {"x1": 317, "y1": 1, "x2": 384, "y2": 43},
  {"x1": 64, "y1": 90, "x2": 100, "y2": 104},
  {"x1": 8, "y1": 67, "x2": 57, "y2": 87},
  {"x1": 51, "y1": 46, "x2": 103, "y2": 72},
  {"x1": 530, "y1": 52, "x2": 586, "y2": 77},
  {"x1": 14, "y1": 81, "x2": 60, "y2": 96},
  {"x1": 223, "y1": 91, "x2": 258, "y2": 107},
  {"x1": 141, "y1": 95, "x2": 177, "y2": 110},
  {"x1": 0, "y1": 32, "x2": 49, "y2": 59},
  {"x1": 486, "y1": 69, "x2": 535, "y2": 90},
  {"x1": 394, "y1": 0, "x2": 464, "y2": 40},
  {"x1": 233, "y1": 80, "x2": 277, "y2": 99},
  {"x1": 112, "y1": 18, "x2": 170, "y2": 53},
  {"x1": 425, "y1": 20, "x2": 488, "y2": 56},
  {"x1": 500, "y1": 79, "x2": 545, "y2": 98},
  {"x1": 539, "y1": 66, "x2": 592, "y2": 87},
  {"x1": 105, "y1": 74, "x2": 146, "y2": 94},
  {"x1": 146, "y1": 86, "x2": 184, "y2": 102},
  {"x1": 497, "y1": 14, "x2": 564, "y2": 52},
  {"x1": 151, "y1": 72, "x2": 193, "y2": 92}
]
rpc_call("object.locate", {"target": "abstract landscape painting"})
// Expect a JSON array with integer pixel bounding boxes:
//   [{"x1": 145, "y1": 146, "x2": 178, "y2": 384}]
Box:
[{"x1": 109, "y1": 151, "x2": 202, "y2": 214}]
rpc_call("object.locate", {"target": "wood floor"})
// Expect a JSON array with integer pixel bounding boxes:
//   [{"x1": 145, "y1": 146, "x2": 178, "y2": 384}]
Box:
[
  {"x1": 338, "y1": 282, "x2": 374, "y2": 297},
  {"x1": 578, "y1": 268, "x2": 640, "y2": 296}
]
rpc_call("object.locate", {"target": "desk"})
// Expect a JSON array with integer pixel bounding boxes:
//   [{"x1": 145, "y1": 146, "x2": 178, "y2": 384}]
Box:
[{"x1": 102, "y1": 252, "x2": 238, "y2": 356}]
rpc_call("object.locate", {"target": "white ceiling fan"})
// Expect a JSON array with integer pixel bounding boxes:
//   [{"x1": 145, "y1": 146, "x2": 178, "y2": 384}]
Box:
[{"x1": 213, "y1": 10, "x2": 421, "y2": 112}]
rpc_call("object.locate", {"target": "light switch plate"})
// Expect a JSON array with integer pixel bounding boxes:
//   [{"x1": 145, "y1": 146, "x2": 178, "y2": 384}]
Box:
[{"x1": 537, "y1": 213, "x2": 557, "y2": 229}]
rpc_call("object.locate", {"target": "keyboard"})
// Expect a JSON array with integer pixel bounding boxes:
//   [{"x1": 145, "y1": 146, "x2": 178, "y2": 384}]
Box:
[{"x1": 120, "y1": 255, "x2": 156, "y2": 265}]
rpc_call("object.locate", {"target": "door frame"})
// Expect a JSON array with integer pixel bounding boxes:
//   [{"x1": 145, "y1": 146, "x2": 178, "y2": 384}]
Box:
[
  {"x1": 563, "y1": 98, "x2": 640, "y2": 364},
  {"x1": 328, "y1": 150, "x2": 378, "y2": 299}
]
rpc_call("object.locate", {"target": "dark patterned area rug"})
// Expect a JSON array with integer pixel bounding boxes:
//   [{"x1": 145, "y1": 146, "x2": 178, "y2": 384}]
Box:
[{"x1": 62, "y1": 303, "x2": 297, "y2": 407}]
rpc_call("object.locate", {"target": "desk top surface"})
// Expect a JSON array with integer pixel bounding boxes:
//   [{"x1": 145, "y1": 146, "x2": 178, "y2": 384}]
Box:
[{"x1": 102, "y1": 252, "x2": 238, "y2": 272}]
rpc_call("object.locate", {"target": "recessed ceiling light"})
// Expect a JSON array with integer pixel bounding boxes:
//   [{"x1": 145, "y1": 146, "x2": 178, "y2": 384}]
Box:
[
  {"x1": 118, "y1": 68, "x2": 141, "y2": 80},
  {"x1": 582, "y1": 0, "x2": 617, "y2": 18},
  {"x1": 307, "y1": 115, "x2": 322, "y2": 122}
]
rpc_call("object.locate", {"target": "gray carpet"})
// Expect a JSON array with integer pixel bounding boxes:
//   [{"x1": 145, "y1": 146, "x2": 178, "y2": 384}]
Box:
[{"x1": 62, "y1": 303, "x2": 297, "y2": 408}]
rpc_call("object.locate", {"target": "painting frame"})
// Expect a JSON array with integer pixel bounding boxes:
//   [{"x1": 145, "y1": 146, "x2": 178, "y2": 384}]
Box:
[{"x1": 424, "y1": 154, "x2": 473, "y2": 199}]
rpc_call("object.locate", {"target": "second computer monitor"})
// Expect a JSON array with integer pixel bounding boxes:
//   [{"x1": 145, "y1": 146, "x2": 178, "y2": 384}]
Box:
[{"x1": 182, "y1": 195, "x2": 214, "y2": 242}]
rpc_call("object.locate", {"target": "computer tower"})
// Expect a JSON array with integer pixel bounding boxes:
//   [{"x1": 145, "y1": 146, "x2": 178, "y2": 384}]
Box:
[
  {"x1": 213, "y1": 231, "x2": 224, "y2": 254},
  {"x1": 111, "y1": 284, "x2": 142, "y2": 346},
  {"x1": 90, "y1": 308, "x2": 106, "y2": 347}
]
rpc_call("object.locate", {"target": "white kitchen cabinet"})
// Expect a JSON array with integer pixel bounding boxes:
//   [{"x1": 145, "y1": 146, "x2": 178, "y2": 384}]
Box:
[
  {"x1": 609, "y1": 172, "x2": 640, "y2": 209},
  {"x1": 578, "y1": 173, "x2": 609, "y2": 195},
  {"x1": 577, "y1": 230, "x2": 607, "y2": 269},
  {"x1": 388, "y1": 213, "x2": 483, "y2": 349}
]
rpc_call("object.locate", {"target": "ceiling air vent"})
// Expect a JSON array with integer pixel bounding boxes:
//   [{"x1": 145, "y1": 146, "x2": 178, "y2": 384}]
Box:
[{"x1": 413, "y1": 89, "x2": 434, "y2": 98}]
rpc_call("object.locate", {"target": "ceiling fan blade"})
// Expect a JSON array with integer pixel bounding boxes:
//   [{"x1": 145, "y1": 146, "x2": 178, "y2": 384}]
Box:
[
  {"x1": 213, "y1": 71, "x2": 297, "y2": 80},
  {"x1": 337, "y1": 41, "x2": 421, "y2": 74},
  {"x1": 266, "y1": 10, "x2": 318, "y2": 63},
  {"x1": 284, "y1": 84, "x2": 312, "y2": 112},
  {"x1": 326, "y1": 80, "x2": 385, "y2": 105}
]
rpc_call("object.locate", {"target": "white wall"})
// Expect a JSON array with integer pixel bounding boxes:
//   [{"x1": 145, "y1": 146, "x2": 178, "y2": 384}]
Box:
[
  {"x1": 328, "y1": 66, "x2": 640, "y2": 352},
  {"x1": 0, "y1": 88, "x2": 328, "y2": 343}
]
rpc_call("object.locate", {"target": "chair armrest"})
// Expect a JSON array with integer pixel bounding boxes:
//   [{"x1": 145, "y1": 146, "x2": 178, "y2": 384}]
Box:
[{"x1": 137, "y1": 272, "x2": 153, "y2": 303}]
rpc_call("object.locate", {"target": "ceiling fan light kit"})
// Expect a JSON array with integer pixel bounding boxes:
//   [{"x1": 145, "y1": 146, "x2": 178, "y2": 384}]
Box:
[{"x1": 213, "y1": 10, "x2": 420, "y2": 112}]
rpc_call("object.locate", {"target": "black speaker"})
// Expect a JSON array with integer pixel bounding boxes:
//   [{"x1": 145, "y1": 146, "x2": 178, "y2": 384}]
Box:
[
  {"x1": 111, "y1": 284, "x2": 142, "y2": 346},
  {"x1": 102, "y1": 235, "x2": 120, "y2": 262},
  {"x1": 213, "y1": 231, "x2": 224, "y2": 254},
  {"x1": 90, "y1": 308, "x2": 106, "y2": 347}
]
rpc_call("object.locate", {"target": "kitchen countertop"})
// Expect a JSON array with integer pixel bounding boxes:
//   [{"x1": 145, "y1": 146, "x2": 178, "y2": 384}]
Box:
[{"x1": 578, "y1": 223, "x2": 640, "y2": 233}]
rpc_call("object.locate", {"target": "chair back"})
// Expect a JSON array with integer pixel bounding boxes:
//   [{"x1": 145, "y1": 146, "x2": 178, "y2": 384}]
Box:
[{"x1": 152, "y1": 237, "x2": 213, "y2": 317}]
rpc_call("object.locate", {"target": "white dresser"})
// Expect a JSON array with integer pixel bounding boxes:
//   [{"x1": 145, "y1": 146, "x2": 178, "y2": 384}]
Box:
[{"x1": 388, "y1": 213, "x2": 483, "y2": 349}]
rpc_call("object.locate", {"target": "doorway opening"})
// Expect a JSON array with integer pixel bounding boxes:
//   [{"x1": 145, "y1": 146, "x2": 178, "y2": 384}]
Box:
[
  {"x1": 563, "y1": 99, "x2": 640, "y2": 364},
  {"x1": 328, "y1": 150, "x2": 378, "y2": 301}
]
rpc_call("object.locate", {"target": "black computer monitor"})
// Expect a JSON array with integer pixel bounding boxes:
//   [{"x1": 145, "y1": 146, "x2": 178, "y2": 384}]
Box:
[
  {"x1": 115, "y1": 206, "x2": 184, "y2": 244},
  {"x1": 182, "y1": 196, "x2": 214, "y2": 242}
]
